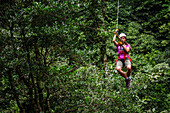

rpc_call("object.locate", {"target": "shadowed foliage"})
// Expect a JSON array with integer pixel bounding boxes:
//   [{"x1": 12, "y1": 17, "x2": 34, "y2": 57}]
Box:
[{"x1": 0, "y1": 0, "x2": 169, "y2": 112}]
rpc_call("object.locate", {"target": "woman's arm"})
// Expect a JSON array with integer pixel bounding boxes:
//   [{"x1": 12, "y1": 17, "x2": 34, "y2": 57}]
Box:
[
  {"x1": 122, "y1": 44, "x2": 130, "y2": 53},
  {"x1": 113, "y1": 35, "x2": 119, "y2": 46}
]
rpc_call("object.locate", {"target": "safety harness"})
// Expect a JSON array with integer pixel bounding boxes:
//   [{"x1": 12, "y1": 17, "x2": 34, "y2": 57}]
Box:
[{"x1": 115, "y1": 50, "x2": 132, "y2": 65}]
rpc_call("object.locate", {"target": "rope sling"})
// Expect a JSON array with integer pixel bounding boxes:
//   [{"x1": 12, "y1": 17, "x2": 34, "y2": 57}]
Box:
[{"x1": 117, "y1": 0, "x2": 119, "y2": 29}]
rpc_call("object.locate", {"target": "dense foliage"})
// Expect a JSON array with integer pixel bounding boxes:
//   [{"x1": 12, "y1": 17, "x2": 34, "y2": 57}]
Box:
[{"x1": 0, "y1": 0, "x2": 169, "y2": 112}]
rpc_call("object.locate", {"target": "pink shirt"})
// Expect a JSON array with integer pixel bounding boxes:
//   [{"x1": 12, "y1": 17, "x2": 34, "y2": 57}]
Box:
[{"x1": 117, "y1": 44, "x2": 131, "y2": 59}]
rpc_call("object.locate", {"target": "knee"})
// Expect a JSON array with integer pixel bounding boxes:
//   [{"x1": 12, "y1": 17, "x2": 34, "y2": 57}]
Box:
[
  {"x1": 126, "y1": 65, "x2": 131, "y2": 70},
  {"x1": 116, "y1": 66, "x2": 122, "y2": 71}
]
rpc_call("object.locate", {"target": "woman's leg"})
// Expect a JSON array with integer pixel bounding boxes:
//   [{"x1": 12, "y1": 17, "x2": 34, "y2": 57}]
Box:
[
  {"x1": 126, "y1": 65, "x2": 131, "y2": 77},
  {"x1": 116, "y1": 66, "x2": 127, "y2": 79},
  {"x1": 125, "y1": 59, "x2": 132, "y2": 77},
  {"x1": 125, "y1": 59, "x2": 132, "y2": 88}
]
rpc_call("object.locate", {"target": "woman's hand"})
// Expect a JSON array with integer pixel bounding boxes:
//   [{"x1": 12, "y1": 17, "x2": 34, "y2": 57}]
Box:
[
  {"x1": 122, "y1": 44, "x2": 130, "y2": 52},
  {"x1": 114, "y1": 29, "x2": 119, "y2": 35}
]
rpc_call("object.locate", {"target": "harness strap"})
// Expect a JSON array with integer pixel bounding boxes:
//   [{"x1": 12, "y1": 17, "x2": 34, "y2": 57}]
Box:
[
  {"x1": 126, "y1": 56, "x2": 132, "y2": 64},
  {"x1": 115, "y1": 51, "x2": 132, "y2": 65},
  {"x1": 115, "y1": 56, "x2": 120, "y2": 65}
]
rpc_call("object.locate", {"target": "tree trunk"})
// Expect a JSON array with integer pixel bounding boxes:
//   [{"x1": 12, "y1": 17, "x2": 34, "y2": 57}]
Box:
[{"x1": 101, "y1": 0, "x2": 108, "y2": 77}]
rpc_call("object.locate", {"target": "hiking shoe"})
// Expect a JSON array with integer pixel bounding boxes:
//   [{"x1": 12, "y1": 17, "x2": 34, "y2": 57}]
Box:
[{"x1": 125, "y1": 78, "x2": 132, "y2": 88}]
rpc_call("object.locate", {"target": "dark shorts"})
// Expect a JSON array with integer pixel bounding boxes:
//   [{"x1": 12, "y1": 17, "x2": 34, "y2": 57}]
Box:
[{"x1": 116, "y1": 58, "x2": 131, "y2": 68}]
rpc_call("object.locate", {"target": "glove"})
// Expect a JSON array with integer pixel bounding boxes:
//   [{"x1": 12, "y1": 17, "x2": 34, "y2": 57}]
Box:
[
  {"x1": 118, "y1": 41, "x2": 123, "y2": 46},
  {"x1": 114, "y1": 29, "x2": 119, "y2": 35}
]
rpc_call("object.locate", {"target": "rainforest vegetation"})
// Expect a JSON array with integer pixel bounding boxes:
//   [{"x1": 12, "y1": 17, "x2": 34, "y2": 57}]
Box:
[{"x1": 0, "y1": 0, "x2": 169, "y2": 112}]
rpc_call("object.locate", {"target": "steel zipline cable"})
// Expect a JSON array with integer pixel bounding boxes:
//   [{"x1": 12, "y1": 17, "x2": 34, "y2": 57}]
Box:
[{"x1": 116, "y1": 0, "x2": 119, "y2": 29}]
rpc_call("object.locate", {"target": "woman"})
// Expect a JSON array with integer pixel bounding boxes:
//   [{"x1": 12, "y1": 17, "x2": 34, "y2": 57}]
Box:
[{"x1": 113, "y1": 33, "x2": 132, "y2": 88}]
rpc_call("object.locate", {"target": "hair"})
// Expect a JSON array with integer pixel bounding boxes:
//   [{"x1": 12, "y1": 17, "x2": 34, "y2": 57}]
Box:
[{"x1": 121, "y1": 36, "x2": 127, "y2": 40}]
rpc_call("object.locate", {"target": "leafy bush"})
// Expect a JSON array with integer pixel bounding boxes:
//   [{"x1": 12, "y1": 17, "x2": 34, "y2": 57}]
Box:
[{"x1": 48, "y1": 62, "x2": 169, "y2": 112}]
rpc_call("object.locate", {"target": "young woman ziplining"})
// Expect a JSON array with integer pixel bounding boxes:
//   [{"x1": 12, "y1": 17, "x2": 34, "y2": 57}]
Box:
[{"x1": 113, "y1": 30, "x2": 132, "y2": 88}]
